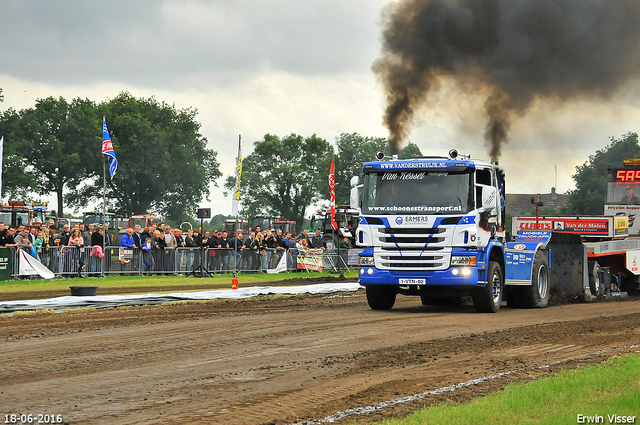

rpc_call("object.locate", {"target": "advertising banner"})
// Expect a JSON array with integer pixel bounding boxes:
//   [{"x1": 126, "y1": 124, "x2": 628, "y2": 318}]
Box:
[
  {"x1": 605, "y1": 204, "x2": 640, "y2": 236},
  {"x1": 297, "y1": 249, "x2": 323, "y2": 272},
  {"x1": 0, "y1": 247, "x2": 11, "y2": 281},
  {"x1": 513, "y1": 216, "x2": 627, "y2": 238}
]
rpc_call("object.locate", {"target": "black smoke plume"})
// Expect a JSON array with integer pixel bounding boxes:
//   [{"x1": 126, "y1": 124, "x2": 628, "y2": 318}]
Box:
[{"x1": 373, "y1": 0, "x2": 640, "y2": 159}]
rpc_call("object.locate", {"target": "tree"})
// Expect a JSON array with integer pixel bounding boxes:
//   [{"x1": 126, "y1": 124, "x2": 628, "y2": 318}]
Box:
[
  {"x1": 208, "y1": 214, "x2": 230, "y2": 232},
  {"x1": 334, "y1": 133, "x2": 386, "y2": 205},
  {"x1": 225, "y1": 133, "x2": 334, "y2": 225},
  {"x1": 398, "y1": 142, "x2": 422, "y2": 159},
  {"x1": 333, "y1": 133, "x2": 422, "y2": 205},
  {"x1": 66, "y1": 92, "x2": 221, "y2": 223},
  {"x1": 1, "y1": 96, "x2": 100, "y2": 216},
  {"x1": 568, "y1": 132, "x2": 640, "y2": 215},
  {"x1": 0, "y1": 107, "x2": 38, "y2": 200}
]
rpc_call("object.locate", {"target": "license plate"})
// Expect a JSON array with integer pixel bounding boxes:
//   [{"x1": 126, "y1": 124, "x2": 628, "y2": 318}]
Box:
[{"x1": 399, "y1": 278, "x2": 426, "y2": 285}]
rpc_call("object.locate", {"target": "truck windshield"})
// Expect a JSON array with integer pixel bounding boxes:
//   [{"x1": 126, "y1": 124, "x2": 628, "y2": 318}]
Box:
[
  {"x1": 32, "y1": 211, "x2": 46, "y2": 225},
  {"x1": 606, "y1": 182, "x2": 640, "y2": 205},
  {"x1": 84, "y1": 213, "x2": 101, "y2": 225},
  {"x1": 362, "y1": 170, "x2": 474, "y2": 215},
  {"x1": 129, "y1": 218, "x2": 147, "y2": 228},
  {"x1": 16, "y1": 213, "x2": 29, "y2": 226},
  {"x1": 252, "y1": 218, "x2": 272, "y2": 231}
]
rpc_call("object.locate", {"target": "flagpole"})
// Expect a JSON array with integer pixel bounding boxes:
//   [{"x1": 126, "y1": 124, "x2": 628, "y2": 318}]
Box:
[
  {"x1": 102, "y1": 117, "x2": 107, "y2": 276},
  {"x1": 100, "y1": 116, "x2": 118, "y2": 277},
  {"x1": 233, "y1": 134, "x2": 241, "y2": 275}
]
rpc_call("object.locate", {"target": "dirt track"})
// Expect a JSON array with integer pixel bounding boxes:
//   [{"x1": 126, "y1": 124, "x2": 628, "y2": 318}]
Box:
[{"x1": 1, "y1": 290, "x2": 640, "y2": 424}]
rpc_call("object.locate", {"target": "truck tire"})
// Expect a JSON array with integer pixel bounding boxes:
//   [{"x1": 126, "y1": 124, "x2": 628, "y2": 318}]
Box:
[
  {"x1": 472, "y1": 260, "x2": 503, "y2": 313},
  {"x1": 588, "y1": 261, "x2": 603, "y2": 297},
  {"x1": 322, "y1": 234, "x2": 339, "y2": 250},
  {"x1": 521, "y1": 251, "x2": 550, "y2": 308},
  {"x1": 366, "y1": 285, "x2": 396, "y2": 310}
]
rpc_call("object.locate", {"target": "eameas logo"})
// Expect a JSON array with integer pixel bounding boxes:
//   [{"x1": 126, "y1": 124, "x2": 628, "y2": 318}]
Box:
[{"x1": 395, "y1": 217, "x2": 403, "y2": 225}]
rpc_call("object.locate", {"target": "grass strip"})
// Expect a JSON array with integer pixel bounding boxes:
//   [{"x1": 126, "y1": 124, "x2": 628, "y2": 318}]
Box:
[
  {"x1": 377, "y1": 352, "x2": 640, "y2": 425},
  {"x1": 0, "y1": 269, "x2": 359, "y2": 295}
]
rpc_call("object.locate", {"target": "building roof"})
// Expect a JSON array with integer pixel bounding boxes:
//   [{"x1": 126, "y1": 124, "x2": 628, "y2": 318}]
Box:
[{"x1": 506, "y1": 188, "x2": 570, "y2": 216}]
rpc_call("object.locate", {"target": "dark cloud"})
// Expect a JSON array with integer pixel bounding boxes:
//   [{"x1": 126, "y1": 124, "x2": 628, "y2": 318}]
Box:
[
  {"x1": 0, "y1": 0, "x2": 383, "y2": 89},
  {"x1": 373, "y1": 0, "x2": 640, "y2": 158}
]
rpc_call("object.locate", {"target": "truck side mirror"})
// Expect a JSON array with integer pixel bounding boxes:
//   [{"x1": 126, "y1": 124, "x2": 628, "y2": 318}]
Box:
[
  {"x1": 349, "y1": 176, "x2": 360, "y2": 209},
  {"x1": 481, "y1": 186, "x2": 497, "y2": 211},
  {"x1": 350, "y1": 186, "x2": 360, "y2": 210}
]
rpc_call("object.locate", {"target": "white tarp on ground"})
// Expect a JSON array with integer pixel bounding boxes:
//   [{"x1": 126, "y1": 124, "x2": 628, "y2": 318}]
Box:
[{"x1": 0, "y1": 282, "x2": 362, "y2": 313}]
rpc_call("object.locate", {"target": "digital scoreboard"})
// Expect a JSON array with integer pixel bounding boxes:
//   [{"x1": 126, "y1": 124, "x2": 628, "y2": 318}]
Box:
[{"x1": 614, "y1": 169, "x2": 640, "y2": 182}]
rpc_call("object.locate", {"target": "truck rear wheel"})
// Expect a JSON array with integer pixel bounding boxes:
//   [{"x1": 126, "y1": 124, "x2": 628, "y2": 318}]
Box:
[
  {"x1": 473, "y1": 260, "x2": 503, "y2": 313},
  {"x1": 588, "y1": 261, "x2": 603, "y2": 297},
  {"x1": 366, "y1": 285, "x2": 396, "y2": 310},
  {"x1": 521, "y1": 251, "x2": 550, "y2": 308}
]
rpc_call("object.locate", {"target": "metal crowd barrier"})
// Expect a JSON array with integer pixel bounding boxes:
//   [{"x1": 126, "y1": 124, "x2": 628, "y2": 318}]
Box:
[{"x1": 9, "y1": 246, "x2": 362, "y2": 278}]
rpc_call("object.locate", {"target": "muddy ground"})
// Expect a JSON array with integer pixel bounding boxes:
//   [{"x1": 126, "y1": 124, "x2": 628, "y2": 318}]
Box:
[{"x1": 1, "y1": 284, "x2": 639, "y2": 424}]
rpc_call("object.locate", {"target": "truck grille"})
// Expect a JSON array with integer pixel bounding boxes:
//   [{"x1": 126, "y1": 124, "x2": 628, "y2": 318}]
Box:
[{"x1": 373, "y1": 226, "x2": 452, "y2": 271}]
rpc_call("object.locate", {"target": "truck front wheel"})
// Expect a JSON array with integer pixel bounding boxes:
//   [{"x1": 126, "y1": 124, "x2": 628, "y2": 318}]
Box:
[
  {"x1": 366, "y1": 285, "x2": 396, "y2": 310},
  {"x1": 521, "y1": 252, "x2": 550, "y2": 308},
  {"x1": 473, "y1": 260, "x2": 503, "y2": 313}
]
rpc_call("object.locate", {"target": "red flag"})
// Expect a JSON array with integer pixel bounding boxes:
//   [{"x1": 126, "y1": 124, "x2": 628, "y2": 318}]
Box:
[{"x1": 329, "y1": 157, "x2": 338, "y2": 230}]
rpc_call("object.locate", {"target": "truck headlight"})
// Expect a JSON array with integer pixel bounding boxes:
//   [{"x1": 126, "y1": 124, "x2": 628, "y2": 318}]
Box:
[
  {"x1": 451, "y1": 256, "x2": 477, "y2": 266},
  {"x1": 359, "y1": 256, "x2": 374, "y2": 266}
]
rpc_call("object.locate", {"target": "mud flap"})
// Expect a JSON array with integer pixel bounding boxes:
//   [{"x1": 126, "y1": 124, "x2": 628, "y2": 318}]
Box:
[{"x1": 505, "y1": 230, "x2": 552, "y2": 286}]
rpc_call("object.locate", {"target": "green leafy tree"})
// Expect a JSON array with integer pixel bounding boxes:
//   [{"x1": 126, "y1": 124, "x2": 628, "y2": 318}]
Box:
[
  {"x1": 225, "y1": 133, "x2": 334, "y2": 225},
  {"x1": 207, "y1": 214, "x2": 230, "y2": 232},
  {"x1": 334, "y1": 133, "x2": 387, "y2": 205},
  {"x1": 0, "y1": 88, "x2": 33, "y2": 200},
  {"x1": 66, "y1": 92, "x2": 221, "y2": 223},
  {"x1": 568, "y1": 132, "x2": 640, "y2": 215},
  {"x1": 398, "y1": 141, "x2": 422, "y2": 159},
  {"x1": 0, "y1": 107, "x2": 38, "y2": 200},
  {"x1": 1, "y1": 96, "x2": 99, "y2": 216}
]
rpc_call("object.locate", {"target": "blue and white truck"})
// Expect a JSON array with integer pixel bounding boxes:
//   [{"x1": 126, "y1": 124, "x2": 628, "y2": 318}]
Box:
[{"x1": 354, "y1": 149, "x2": 554, "y2": 313}]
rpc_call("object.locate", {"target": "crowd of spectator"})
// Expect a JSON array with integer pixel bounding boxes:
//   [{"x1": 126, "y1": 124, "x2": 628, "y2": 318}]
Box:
[{"x1": 0, "y1": 219, "x2": 353, "y2": 276}]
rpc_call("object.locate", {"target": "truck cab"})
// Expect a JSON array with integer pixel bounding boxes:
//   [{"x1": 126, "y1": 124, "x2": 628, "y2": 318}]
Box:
[
  {"x1": 309, "y1": 206, "x2": 360, "y2": 248},
  {"x1": 128, "y1": 214, "x2": 158, "y2": 230},
  {"x1": 356, "y1": 150, "x2": 508, "y2": 312},
  {"x1": 0, "y1": 200, "x2": 47, "y2": 227},
  {"x1": 250, "y1": 215, "x2": 297, "y2": 235}
]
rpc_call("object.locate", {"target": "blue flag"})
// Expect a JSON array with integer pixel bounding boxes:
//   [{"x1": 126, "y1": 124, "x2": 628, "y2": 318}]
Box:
[{"x1": 101, "y1": 118, "x2": 117, "y2": 179}]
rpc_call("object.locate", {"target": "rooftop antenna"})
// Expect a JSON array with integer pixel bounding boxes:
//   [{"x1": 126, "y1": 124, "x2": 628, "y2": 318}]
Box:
[{"x1": 554, "y1": 164, "x2": 558, "y2": 190}]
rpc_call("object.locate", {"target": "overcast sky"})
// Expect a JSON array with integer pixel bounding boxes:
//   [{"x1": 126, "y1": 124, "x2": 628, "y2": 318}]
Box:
[{"x1": 2, "y1": 0, "x2": 640, "y2": 218}]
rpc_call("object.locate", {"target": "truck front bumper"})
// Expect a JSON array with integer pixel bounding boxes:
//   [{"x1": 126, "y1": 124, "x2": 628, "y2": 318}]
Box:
[{"x1": 358, "y1": 267, "x2": 482, "y2": 286}]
